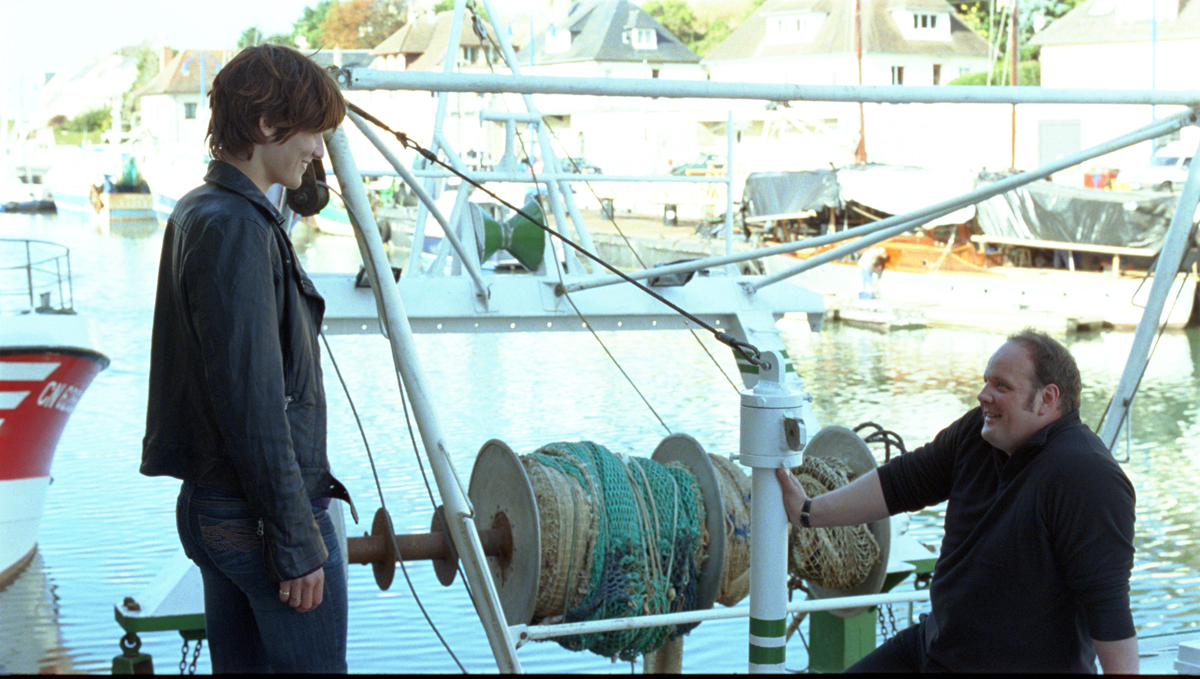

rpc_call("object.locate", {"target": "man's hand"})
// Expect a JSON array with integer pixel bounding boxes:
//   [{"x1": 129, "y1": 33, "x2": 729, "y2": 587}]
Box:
[
  {"x1": 776, "y1": 466, "x2": 809, "y2": 528},
  {"x1": 278, "y1": 567, "x2": 325, "y2": 613}
]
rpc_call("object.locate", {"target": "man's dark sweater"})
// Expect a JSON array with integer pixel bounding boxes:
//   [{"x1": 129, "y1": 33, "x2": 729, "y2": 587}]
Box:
[{"x1": 877, "y1": 407, "x2": 1136, "y2": 672}]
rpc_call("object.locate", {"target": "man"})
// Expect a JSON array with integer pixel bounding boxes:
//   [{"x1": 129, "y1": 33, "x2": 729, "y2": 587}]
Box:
[
  {"x1": 777, "y1": 329, "x2": 1137, "y2": 673},
  {"x1": 858, "y1": 245, "x2": 887, "y2": 298},
  {"x1": 142, "y1": 45, "x2": 352, "y2": 673}
]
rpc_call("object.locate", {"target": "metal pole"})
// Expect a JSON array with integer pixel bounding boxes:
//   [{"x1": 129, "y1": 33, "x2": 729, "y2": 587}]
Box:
[
  {"x1": 738, "y1": 350, "x2": 807, "y2": 672},
  {"x1": 1099, "y1": 136, "x2": 1200, "y2": 450},
  {"x1": 324, "y1": 127, "x2": 522, "y2": 673},
  {"x1": 338, "y1": 69, "x2": 1200, "y2": 106},
  {"x1": 509, "y1": 588, "x2": 931, "y2": 642},
  {"x1": 344, "y1": 109, "x2": 489, "y2": 298}
]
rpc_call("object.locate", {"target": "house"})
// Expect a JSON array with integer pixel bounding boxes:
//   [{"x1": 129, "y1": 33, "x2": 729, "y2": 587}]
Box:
[
  {"x1": 526, "y1": 0, "x2": 704, "y2": 80},
  {"x1": 135, "y1": 48, "x2": 236, "y2": 157},
  {"x1": 1028, "y1": 0, "x2": 1200, "y2": 176},
  {"x1": 35, "y1": 52, "x2": 143, "y2": 124},
  {"x1": 704, "y1": 0, "x2": 990, "y2": 87}
]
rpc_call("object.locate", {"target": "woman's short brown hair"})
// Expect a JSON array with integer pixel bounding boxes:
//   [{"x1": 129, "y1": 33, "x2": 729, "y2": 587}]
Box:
[{"x1": 206, "y1": 44, "x2": 346, "y2": 161}]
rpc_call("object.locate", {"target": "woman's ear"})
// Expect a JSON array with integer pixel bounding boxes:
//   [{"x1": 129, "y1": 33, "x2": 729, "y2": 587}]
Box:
[{"x1": 258, "y1": 116, "x2": 276, "y2": 143}]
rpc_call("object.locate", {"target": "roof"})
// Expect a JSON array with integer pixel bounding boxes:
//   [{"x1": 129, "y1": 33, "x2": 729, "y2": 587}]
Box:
[
  {"x1": 704, "y1": 0, "x2": 988, "y2": 62},
  {"x1": 388, "y1": 11, "x2": 491, "y2": 71},
  {"x1": 372, "y1": 19, "x2": 438, "y2": 56},
  {"x1": 1032, "y1": 0, "x2": 1200, "y2": 46},
  {"x1": 135, "y1": 49, "x2": 236, "y2": 97},
  {"x1": 532, "y1": 0, "x2": 701, "y2": 65}
]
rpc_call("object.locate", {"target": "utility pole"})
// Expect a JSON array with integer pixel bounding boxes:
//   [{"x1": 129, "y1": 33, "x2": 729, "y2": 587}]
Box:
[
  {"x1": 854, "y1": 0, "x2": 866, "y2": 163},
  {"x1": 1010, "y1": 0, "x2": 1018, "y2": 170}
]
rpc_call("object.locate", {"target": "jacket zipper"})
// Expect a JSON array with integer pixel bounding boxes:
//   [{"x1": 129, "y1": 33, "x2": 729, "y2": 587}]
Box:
[{"x1": 284, "y1": 394, "x2": 294, "y2": 411}]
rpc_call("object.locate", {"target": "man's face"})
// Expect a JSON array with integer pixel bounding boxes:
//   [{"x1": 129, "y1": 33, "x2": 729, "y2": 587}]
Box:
[
  {"x1": 260, "y1": 128, "x2": 325, "y2": 190},
  {"x1": 977, "y1": 341, "x2": 1057, "y2": 455}
]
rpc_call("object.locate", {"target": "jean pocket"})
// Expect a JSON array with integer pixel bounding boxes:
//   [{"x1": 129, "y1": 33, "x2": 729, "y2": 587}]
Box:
[{"x1": 198, "y1": 514, "x2": 263, "y2": 554}]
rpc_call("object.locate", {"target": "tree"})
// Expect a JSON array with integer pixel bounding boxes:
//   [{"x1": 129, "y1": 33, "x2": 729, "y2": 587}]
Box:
[
  {"x1": 122, "y1": 42, "x2": 165, "y2": 120},
  {"x1": 238, "y1": 26, "x2": 265, "y2": 49},
  {"x1": 319, "y1": 0, "x2": 408, "y2": 49},
  {"x1": 295, "y1": 0, "x2": 335, "y2": 48},
  {"x1": 644, "y1": 0, "x2": 704, "y2": 53}
]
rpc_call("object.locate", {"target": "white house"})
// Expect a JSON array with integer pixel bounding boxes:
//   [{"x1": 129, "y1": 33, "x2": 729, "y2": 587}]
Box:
[
  {"x1": 699, "y1": 0, "x2": 1001, "y2": 172},
  {"x1": 1028, "y1": 0, "x2": 1200, "y2": 177}
]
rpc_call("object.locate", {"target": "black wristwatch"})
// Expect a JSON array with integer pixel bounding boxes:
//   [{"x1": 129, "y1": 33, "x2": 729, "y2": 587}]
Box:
[{"x1": 800, "y1": 498, "x2": 812, "y2": 528}]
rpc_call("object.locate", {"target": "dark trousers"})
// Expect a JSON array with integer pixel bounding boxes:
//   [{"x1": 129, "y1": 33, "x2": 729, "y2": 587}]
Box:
[
  {"x1": 845, "y1": 617, "x2": 949, "y2": 673},
  {"x1": 177, "y1": 482, "x2": 348, "y2": 673}
]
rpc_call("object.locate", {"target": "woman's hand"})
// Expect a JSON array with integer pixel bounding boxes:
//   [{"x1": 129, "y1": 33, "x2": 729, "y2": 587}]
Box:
[{"x1": 278, "y1": 567, "x2": 325, "y2": 613}]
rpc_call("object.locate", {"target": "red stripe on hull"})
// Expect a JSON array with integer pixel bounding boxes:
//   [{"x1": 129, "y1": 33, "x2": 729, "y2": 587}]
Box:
[{"x1": 0, "y1": 352, "x2": 106, "y2": 480}]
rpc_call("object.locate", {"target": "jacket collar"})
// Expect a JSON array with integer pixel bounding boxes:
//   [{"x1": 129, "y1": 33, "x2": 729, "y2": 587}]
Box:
[
  {"x1": 997, "y1": 409, "x2": 1082, "y2": 482},
  {"x1": 203, "y1": 160, "x2": 286, "y2": 227}
]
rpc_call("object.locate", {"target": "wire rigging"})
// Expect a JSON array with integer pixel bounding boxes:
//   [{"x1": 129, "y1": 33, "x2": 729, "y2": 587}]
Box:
[{"x1": 319, "y1": 332, "x2": 467, "y2": 671}]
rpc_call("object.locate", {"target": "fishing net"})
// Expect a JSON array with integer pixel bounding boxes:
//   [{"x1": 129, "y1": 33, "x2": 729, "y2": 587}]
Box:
[
  {"x1": 524, "y1": 441, "x2": 707, "y2": 661},
  {"x1": 788, "y1": 456, "x2": 880, "y2": 591}
]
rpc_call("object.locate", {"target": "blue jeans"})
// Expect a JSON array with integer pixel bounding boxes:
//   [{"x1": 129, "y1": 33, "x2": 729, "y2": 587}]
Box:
[{"x1": 176, "y1": 482, "x2": 348, "y2": 673}]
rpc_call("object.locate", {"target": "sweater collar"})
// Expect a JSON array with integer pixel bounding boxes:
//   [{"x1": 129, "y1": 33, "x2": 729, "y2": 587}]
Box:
[
  {"x1": 997, "y1": 409, "x2": 1083, "y2": 481},
  {"x1": 203, "y1": 160, "x2": 285, "y2": 227}
]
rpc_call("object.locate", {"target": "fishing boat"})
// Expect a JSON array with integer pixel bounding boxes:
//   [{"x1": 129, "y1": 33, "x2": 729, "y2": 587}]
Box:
[
  {"x1": 42, "y1": 145, "x2": 157, "y2": 235},
  {"x1": 745, "y1": 165, "x2": 1199, "y2": 330},
  {"x1": 112, "y1": 1, "x2": 1200, "y2": 673},
  {"x1": 0, "y1": 239, "x2": 108, "y2": 586}
]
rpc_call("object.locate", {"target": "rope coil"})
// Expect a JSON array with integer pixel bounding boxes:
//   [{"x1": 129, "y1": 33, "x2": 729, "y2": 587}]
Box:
[
  {"x1": 522, "y1": 441, "x2": 707, "y2": 661},
  {"x1": 788, "y1": 457, "x2": 881, "y2": 592}
]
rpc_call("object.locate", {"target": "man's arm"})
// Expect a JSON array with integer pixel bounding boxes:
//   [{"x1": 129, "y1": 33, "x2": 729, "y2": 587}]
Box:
[
  {"x1": 775, "y1": 467, "x2": 890, "y2": 528},
  {"x1": 1094, "y1": 636, "x2": 1138, "y2": 674}
]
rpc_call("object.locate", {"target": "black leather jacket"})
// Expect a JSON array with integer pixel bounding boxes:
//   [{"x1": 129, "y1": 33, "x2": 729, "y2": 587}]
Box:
[{"x1": 143, "y1": 161, "x2": 353, "y2": 581}]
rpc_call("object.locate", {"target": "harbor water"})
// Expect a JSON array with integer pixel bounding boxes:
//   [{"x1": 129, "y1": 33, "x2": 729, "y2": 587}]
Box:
[{"x1": 3, "y1": 210, "x2": 1200, "y2": 673}]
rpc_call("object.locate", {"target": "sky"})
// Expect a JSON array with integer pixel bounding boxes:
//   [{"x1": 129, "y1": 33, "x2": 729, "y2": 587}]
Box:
[{"x1": 1, "y1": 0, "x2": 327, "y2": 79}]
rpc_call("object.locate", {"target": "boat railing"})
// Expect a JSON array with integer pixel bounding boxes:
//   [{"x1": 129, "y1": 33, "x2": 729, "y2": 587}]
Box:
[{"x1": 0, "y1": 238, "x2": 74, "y2": 315}]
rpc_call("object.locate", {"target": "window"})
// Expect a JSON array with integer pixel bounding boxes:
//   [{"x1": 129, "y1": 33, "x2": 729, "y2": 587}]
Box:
[
  {"x1": 913, "y1": 13, "x2": 937, "y2": 29},
  {"x1": 631, "y1": 28, "x2": 657, "y2": 49},
  {"x1": 461, "y1": 46, "x2": 478, "y2": 63},
  {"x1": 933, "y1": 64, "x2": 941, "y2": 85},
  {"x1": 765, "y1": 11, "x2": 824, "y2": 43},
  {"x1": 891, "y1": 66, "x2": 904, "y2": 85},
  {"x1": 184, "y1": 103, "x2": 197, "y2": 120}
]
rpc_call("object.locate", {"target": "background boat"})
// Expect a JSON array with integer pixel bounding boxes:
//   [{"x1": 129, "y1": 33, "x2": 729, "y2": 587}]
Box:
[{"x1": 0, "y1": 238, "x2": 108, "y2": 585}]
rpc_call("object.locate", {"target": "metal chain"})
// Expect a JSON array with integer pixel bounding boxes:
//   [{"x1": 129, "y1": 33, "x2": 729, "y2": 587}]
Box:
[
  {"x1": 876, "y1": 604, "x2": 901, "y2": 641},
  {"x1": 877, "y1": 606, "x2": 889, "y2": 641},
  {"x1": 189, "y1": 638, "x2": 202, "y2": 675},
  {"x1": 887, "y1": 604, "x2": 899, "y2": 637},
  {"x1": 179, "y1": 637, "x2": 203, "y2": 674}
]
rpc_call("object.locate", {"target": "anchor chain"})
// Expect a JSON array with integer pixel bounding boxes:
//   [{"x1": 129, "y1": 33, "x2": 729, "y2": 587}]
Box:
[
  {"x1": 876, "y1": 604, "x2": 900, "y2": 642},
  {"x1": 179, "y1": 637, "x2": 203, "y2": 675}
]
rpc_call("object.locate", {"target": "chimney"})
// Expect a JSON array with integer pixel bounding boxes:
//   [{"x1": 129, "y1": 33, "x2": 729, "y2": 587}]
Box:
[{"x1": 160, "y1": 46, "x2": 172, "y2": 72}]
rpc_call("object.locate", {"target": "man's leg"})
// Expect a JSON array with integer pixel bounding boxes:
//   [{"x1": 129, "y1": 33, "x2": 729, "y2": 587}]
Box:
[{"x1": 844, "y1": 620, "x2": 924, "y2": 673}]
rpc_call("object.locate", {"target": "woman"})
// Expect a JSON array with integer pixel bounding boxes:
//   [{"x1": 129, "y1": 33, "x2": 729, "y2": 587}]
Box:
[{"x1": 142, "y1": 44, "x2": 353, "y2": 673}]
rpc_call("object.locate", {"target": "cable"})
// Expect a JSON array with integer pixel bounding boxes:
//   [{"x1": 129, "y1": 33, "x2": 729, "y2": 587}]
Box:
[{"x1": 321, "y1": 332, "x2": 467, "y2": 671}]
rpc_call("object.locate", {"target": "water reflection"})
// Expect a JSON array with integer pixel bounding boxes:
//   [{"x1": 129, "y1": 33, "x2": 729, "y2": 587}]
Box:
[{"x1": 0, "y1": 553, "x2": 77, "y2": 674}]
